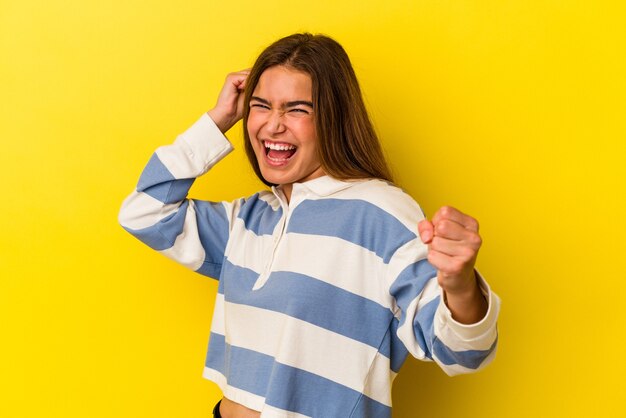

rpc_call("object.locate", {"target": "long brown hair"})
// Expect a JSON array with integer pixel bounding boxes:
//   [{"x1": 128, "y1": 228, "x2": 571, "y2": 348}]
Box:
[{"x1": 243, "y1": 33, "x2": 394, "y2": 186}]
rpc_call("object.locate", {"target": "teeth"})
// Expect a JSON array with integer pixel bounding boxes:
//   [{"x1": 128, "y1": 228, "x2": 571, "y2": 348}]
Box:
[{"x1": 264, "y1": 141, "x2": 296, "y2": 151}]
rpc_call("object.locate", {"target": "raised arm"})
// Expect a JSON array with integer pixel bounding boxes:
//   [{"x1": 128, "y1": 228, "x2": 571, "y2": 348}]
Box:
[{"x1": 118, "y1": 71, "x2": 250, "y2": 279}]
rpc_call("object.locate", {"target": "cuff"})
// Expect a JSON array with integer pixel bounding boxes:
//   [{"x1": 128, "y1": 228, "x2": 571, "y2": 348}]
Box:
[
  {"x1": 435, "y1": 271, "x2": 500, "y2": 349},
  {"x1": 176, "y1": 113, "x2": 234, "y2": 173}
]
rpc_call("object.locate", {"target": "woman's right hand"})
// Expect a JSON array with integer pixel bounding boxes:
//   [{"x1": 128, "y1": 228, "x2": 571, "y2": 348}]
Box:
[{"x1": 207, "y1": 69, "x2": 250, "y2": 133}]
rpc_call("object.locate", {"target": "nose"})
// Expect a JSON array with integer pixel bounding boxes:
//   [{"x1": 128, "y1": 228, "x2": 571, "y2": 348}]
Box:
[{"x1": 265, "y1": 110, "x2": 286, "y2": 135}]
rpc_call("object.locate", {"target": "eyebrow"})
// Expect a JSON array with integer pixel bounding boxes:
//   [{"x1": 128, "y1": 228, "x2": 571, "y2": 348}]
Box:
[{"x1": 250, "y1": 96, "x2": 314, "y2": 109}]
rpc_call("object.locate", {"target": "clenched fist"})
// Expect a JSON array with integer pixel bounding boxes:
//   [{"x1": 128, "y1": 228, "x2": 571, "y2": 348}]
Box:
[
  {"x1": 207, "y1": 69, "x2": 250, "y2": 133},
  {"x1": 418, "y1": 206, "x2": 488, "y2": 324}
]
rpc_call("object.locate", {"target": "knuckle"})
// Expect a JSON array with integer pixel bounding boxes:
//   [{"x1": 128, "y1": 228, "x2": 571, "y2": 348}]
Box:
[
  {"x1": 440, "y1": 206, "x2": 453, "y2": 217},
  {"x1": 469, "y1": 233, "x2": 482, "y2": 247},
  {"x1": 436, "y1": 219, "x2": 452, "y2": 234}
]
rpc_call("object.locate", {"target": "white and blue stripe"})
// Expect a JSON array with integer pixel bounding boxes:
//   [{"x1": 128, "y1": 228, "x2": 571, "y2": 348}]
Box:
[{"x1": 119, "y1": 114, "x2": 500, "y2": 418}]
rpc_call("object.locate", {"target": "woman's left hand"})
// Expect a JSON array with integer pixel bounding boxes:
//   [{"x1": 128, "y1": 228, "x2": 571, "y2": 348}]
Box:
[{"x1": 418, "y1": 206, "x2": 487, "y2": 323}]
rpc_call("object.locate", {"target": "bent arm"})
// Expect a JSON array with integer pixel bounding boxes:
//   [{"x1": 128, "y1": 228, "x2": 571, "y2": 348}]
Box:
[
  {"x1": 118, "y1": 114, "x2": 237, "y2": 279},
  {"x1": 388, "y1": 204, "x2": 500, "y2": 376}
]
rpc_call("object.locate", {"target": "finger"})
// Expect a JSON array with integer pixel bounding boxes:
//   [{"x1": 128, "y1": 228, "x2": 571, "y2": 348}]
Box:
[
  {"x1": 418, "y1": 220, "x2": 434, "y2": 244},
  {"x1": 225, "y1": 71, "x2": 249, "y2": 90},
  {"x1": 235, "y1": 77, "x2": 247, "y2": 92},
  {"x1": 430, "y1": 236, "x2": 480, "y2": 259},
  {"x1": 427, "y1": 248, "x2": 475, "y2": 277},
  {"x1": 434, "y1": 219, "x2": 481, "y2": 244},
  {"x1": 230, "y1": 74, "x2": 248, "y2": 91},
  {"x1": 235, "y1": 70, "x2": 250, "y2": 83},
  {"x1": 237, "y1": 91, "x2": 246, "y2": 116},
  {"x1": 431, "y1": 206, "x2": 479, "y2": 232},
  {"x1": 228, "y1": 69, "x2": 251, "y2": 77}
]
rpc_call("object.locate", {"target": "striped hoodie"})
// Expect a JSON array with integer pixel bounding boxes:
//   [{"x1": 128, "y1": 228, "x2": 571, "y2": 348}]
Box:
[{"x1": 118, "y1": 114, "x2": 500, "y2": 418}]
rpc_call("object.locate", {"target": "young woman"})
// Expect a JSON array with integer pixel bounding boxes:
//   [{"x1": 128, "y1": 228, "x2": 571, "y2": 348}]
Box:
[{"x1": 119, "y1": 33, "x2": 500, "y2": 418}]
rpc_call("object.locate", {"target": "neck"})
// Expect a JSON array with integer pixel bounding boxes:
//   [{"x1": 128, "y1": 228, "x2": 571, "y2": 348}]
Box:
[{"x1": 281, "y1": 184, "x2": 293, "y2": 203}]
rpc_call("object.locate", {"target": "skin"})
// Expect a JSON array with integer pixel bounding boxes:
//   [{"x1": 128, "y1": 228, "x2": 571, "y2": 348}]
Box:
[
  {"x1": 418, "y1": 207, "x2": 488, "y2": 324},
  {"x1": 247, "y1": 66, "x2": 325, "y2": 201},
  {"x1": 207, "y1": 67, "x2": 487, "y2": 417},
  {"x1": 218, "y1": 397, "x2": 260, "y2": 418}
]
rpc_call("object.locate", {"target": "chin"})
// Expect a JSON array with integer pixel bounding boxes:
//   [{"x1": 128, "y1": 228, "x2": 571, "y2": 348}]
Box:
[{"x1": 259, "y1": 169, "x2": 293, "y2": 186}]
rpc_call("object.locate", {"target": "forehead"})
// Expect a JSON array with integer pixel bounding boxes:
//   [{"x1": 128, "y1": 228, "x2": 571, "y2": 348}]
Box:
[{"x1": 253, "y1": 66, "x2": 312, "y2": 100}]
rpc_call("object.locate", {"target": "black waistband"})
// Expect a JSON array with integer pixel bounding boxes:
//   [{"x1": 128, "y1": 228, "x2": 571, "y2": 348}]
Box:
[{"x1": 212, "y1": 400, "x2": 222, "y2": 418}]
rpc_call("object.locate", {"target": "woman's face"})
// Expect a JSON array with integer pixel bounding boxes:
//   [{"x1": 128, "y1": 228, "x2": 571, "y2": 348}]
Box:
[{"x1": 247, "y1": 65, "x2": 325, "y2": 192}]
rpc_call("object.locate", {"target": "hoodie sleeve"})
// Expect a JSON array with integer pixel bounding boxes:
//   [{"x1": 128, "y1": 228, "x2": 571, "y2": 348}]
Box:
[{"x1": 118, "y1": 114, "x2": 241, "y2": 279}]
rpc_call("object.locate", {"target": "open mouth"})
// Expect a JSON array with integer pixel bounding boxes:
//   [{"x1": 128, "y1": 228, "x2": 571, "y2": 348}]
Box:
[{"x1": 263, "y1": 140, "x2": 298, "y2": 163}]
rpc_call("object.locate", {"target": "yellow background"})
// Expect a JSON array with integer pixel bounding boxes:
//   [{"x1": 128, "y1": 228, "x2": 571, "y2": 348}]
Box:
[{"x1": 1, "y1": 0, "x2": 624, "y2": 417}]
